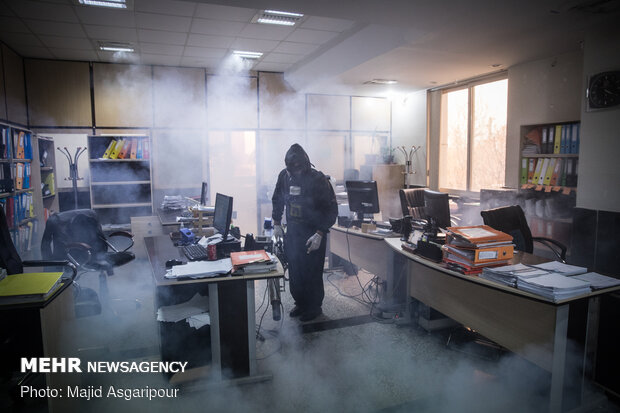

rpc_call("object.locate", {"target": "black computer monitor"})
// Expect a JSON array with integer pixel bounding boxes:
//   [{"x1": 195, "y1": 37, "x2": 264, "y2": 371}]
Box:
[
  {"x1": 213, "y1": 193, "x2": 233, "y2": 240},
  {"x1": 423, "y1": 189, "x2": 451, "y2": 228},
  {"x1": 346, "y1": 180, "x2": 380, "y2": 220},
  {"x1": 200, "y1": 182, "x2": 208, "y2": 206}
]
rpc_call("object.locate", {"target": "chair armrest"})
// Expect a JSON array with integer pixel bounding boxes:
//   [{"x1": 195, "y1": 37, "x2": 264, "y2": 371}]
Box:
[
  {"x1": 532, "y1": 236, "x2": 567, "y2": 262},
  {"x1": 21, "y1": 260, "x2": 78, "y2": 280},
  {"x1": 106, "y1": 231, "x2": 134, "y2": 252}
]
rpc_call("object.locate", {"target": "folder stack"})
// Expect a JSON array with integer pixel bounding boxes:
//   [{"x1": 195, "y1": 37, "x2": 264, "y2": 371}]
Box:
[
  {"x1": 442, "y1": 225, "x2": 514, "y2": 274},
  {"x1": 230, "y1": 250, "x2": 277, "y2": 274}
]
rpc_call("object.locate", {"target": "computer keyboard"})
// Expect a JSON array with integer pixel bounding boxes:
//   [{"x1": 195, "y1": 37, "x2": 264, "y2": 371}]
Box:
[{"x1": 182, "y1": 244, "x2": 209, "y2": 261}]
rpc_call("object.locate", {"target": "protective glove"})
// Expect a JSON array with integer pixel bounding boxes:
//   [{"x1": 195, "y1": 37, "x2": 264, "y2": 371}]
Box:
[
  {"x1": 273, "y1": 224, "x2": 284, "y2": 239},
  {"x1": 306, "y1": 232, "x2": 323, "y2": 254}
]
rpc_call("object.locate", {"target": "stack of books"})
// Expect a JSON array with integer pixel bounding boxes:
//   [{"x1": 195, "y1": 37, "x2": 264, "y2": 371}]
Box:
[
  {"x1": 442, "y1": 225, "x2": 514, "y2": 274},
  {"x1": 230, "y1": 250, "x2": 278, "y2": 274}
]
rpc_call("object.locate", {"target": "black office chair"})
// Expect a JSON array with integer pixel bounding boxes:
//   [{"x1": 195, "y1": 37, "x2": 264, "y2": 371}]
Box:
[
  {"x1": 0, "y1": 206, "x2": 76, "y2": 383},
  {"x1": 40, "y1": 209, "x2": 135, "y2": 317},
  {"x1": 481, "y1": 204, "x2": 567, "y2": 262},
  {"x1": 399, "y1": 188, "x2": 426, "y2": 219}
]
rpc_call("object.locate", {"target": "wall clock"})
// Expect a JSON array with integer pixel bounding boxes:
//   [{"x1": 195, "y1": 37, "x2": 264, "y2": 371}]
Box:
[{"x1": 587, "y1": 70, "x2": 620, "y2": 110}]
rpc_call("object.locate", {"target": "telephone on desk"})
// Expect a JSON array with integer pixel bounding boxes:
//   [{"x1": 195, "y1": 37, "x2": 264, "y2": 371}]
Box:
[{"x1": 402, "y1": 218, "x2": 445, "y2": 262}]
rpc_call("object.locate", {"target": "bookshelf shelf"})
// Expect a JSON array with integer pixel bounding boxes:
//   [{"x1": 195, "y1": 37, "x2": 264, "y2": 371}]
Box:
[{"x1": 87, "y1": 134, "x2": 153, "y2": 224}]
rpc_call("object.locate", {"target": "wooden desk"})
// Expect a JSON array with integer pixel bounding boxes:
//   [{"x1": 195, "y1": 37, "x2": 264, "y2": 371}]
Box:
[
  {"x1": 329, "y1": 226, "x2": 404, "y2": 310},
  {"x1": 385, "y1": 237, "x2": 620, "y2": 413},
  {"x1": 0, "y1": 282, "x2": 76, "y2": 412},
  {"x1": 144, "y1": 235, "x2": 283, "y2": 385}
]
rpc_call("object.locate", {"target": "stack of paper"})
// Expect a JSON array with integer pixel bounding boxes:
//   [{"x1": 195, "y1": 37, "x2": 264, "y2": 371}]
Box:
[
  {"x1": 165, "y1": 259, "x2": 232, "y2": 279},
  {"x1": 573, "y1": 272, "x2": 620, "y2": 290},
  {"x1": 442, "y1": 225, "x2": 514, "y2": 274},
  {"x1": 530, "y1": 261, "x2": 587, "y2": 276},
  {"x1": 231, "y1": 250, "x2": 278, "y2": 274},
  {"x1": 480, "y1": 263, "x2": 549, "y2": 287},
  {"x1": 161, "y1": 195, "x2": 186, "y2": 210},
  {"x1": 516, "y1": 273, "x2": 591, "y2": 302},
  {"x1": 156, "y1": 293, "x2": 210, "y2": 329}
]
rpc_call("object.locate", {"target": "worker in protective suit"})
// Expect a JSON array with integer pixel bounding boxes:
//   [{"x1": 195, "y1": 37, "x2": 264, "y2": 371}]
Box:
[{"x1": 272, "y1": 144, "x2": 338, "y2": 322}]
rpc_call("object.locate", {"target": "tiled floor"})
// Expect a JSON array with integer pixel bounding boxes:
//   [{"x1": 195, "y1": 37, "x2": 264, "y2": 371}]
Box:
[{"x1": 2, "y1": 259, "x2": 619, "y2": 413}]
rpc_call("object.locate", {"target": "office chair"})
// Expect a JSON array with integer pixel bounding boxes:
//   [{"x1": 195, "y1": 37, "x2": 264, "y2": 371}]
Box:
[
  {"x1": 40, "y1": 209, "x2": 136, "y2": 317},
  {"x1": 0, "y1": 206, "x2": 76, "y2": 384},
  {"x1": 399, "y1": 188, "x2": 426, "y2": 219},
  {"x1": 480, "y1": 204, "x2": 567, "y2": 262}
]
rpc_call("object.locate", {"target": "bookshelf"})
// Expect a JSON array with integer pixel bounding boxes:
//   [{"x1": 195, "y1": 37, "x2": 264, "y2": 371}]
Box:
[
  {"x1": 0, "y1": 122, "x2": 37, "y2": 256},
  {"x1": 87, "y1": 135, "x2": 153, "y2": 225},
  {"x1": 519, "y1": 121, "x2": 580, "y2": 258},
  {"x1": 35, "y1": 135, "x2": 59, "y2": 222}
]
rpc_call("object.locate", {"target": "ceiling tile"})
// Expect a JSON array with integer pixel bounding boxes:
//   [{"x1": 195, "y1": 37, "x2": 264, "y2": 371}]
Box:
[
  {"x1": 194, "y1": 3, "x2": 256, "y2": 22},
  {"x1": 138, "y1": 29, "x2": 187, "y2": 45},
  {"x1": 134, "y1": 0, "x2": 196, "y2": 17},
  {"x1": 0, "y1": 32, "x2": 43, "y2": 46},
  {"x1": 13, "y1": 45, "x2": 54, "y2": 58},
  {"x1": 84, "y1": 25, "x2": 138, "y2": 42},
  {"x1": 49, "y1": 48, "x2": 98, "y2": 61},
  {"x1": 231, "y1": 37, "x2": 279, "y2": 52},
  {"x1": 40, "y1": 35, "x2": 93, "y2": 49},
  {"x1": 253, "y1": 61, "x2": 290, "y2": 72},
  {"x1": 180, "y1": 56, "x2": 220, "y2": 68},
  {"x1": 273, "y1": 41, "x2": 318, "y2": 55},
  {"x1": 187, "y1": 33, "x2": 234, "y2": 48},
  {"x1": 286, "y1": 28, "x2": 339, "y2": 44},
  {"x1": 74, "y1": 7, "x2": 136, "y2": 27},
  {"x1": 140, "y1": 53, "x2": 182, "y2": 66},
  {"x1": 191, "y1": 18, "x2": 245, "y2": 36},
  {"x1": 239, "y1": 23, "x2": 294, "y2": 41},
  {"x1": 139, "y1": 42, "x2": 184, "y2": 56},
  {"x1": 135, "y1": 12, "x2": 191, "y2": 32},
  {"x1": 24, "y1": 20, "x2": 86, "y2": 37},
  {"x1": 0, "y1": 16, "x2": 31, "y2": 33},
  {"x1": 3, "y1": 0, "x2": 77, "y2": 22},
  {"x1": 262, "y1": 52, "x2": 303, "y2": 64},
  {"x1": 299, "y1": 16, "x2": 355, "y2": 32},
  {"x1": 183, "y1": 46, "x2": 227, "y2": 58}
]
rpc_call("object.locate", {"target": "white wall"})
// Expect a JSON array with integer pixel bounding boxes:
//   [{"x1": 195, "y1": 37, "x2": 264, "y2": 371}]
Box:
[
  {"x1": 578, "y1": 27, "x2": 620, "y2": 213},
  {"x1": 391, "y1": 90, "x2": 427, "y2": 187}
]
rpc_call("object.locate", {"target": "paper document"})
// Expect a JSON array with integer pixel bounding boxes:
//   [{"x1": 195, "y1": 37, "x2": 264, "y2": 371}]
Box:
[
  {"x1": 531, "y1": 261, "x2": 587, "y2": 276},
  {"x1": 573, "y1": 272, "x2": 620, "y2": 290},
  {"x1": 165, "y1": 258, "x2": 232, "y2": 279},
  {"x1": 157, "y1": 293, "x2": 209, "y2": 322}
]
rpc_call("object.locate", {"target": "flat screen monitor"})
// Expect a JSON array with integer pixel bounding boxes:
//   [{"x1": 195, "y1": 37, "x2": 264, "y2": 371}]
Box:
[
  {"x1": 423, "y1": 189, "x2": 451, "y2": 228},
  {"x1": 213, "y1": 193, "x2": 233, "y2": 240},
  {"x1": 200, "y1": 182, "x2": 208, "y2": 206},
  {"x1": 346, "y1": 180, "x2": 380, "y2": 220}
]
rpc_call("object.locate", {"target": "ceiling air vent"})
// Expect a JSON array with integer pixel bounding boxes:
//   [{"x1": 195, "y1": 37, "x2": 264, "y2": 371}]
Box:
[{"x1": 252, "y1": 10, "x2": 304, "y2": 26}]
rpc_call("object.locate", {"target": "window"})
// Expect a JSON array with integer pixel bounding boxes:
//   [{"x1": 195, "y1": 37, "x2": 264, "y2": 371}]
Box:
[{"x1": 439, "y1": 78, "x2": 507, "y2": 192}]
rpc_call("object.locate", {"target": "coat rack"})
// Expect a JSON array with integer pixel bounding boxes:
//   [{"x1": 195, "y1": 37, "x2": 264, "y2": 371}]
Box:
[
  {"x1": 398, "y1": 145, "x2": 421, "y2": 188},
  {"x1": 58, "y1": 146, "x2": 87, "y2": 210}
]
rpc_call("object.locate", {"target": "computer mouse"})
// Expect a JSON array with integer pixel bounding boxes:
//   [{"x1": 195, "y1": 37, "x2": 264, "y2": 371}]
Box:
[{"x1": 165, "y1": 259, "x2": 184, "y2": 269}]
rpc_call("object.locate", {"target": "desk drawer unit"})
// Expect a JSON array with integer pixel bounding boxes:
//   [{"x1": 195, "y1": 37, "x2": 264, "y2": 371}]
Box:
[{"x1": 131, "y1": 216, "x2": 164, "y2": 259}]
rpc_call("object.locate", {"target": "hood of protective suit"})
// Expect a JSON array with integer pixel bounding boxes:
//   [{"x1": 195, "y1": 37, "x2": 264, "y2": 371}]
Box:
[{"x1": 285, "y1": 143, "x2": 312, "y2": 174}]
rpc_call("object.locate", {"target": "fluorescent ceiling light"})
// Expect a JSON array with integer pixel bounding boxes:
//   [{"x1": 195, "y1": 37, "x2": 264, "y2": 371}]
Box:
[
  {"x1": 232, "y1": 50, "x2": 263, "y2": 59},
  {"x1": 79, "y1": 0, "x2": 127, "y2": 8},
  {"x1": 365, "y1": 79, "x2": 398, "y2": 85},
  {"x1": 253, "y1": 10, "x2": 304, "y2": 26},
  {"x1": 99, "y1": 42, "x2": 134, "y2": 52}
]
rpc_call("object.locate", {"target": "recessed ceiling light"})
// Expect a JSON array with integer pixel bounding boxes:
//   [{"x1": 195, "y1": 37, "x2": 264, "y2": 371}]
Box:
[
  {"x1": 364, "y1": 79, "x2": 398, "y2": 85},
  {"x1": 78, "y1": 0, "x2": 127, "y2": 8},
  {"x1": 232, "y1": 50, "x2": 263, "y2": 60},
  {"x1": 252, "y1": 10, "x2": 304, "y2": 26},
  {"x1": 99, "y1": 42, "x2": 134, "y2": 52}
]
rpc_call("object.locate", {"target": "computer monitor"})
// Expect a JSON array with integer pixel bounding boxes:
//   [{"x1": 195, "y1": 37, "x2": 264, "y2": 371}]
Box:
[
  {"x1": 423, "y1": 189, "x2": 451, "y2": 228},
  {"x1": 346, "y1": 180, "x2": 380, "y2": 220},
  {"x1": 213, "y1": 193, "x2": 233, "y2": 240},
  {"x1": 200, "y1": 182, "x2": 208, "y2": 206}
]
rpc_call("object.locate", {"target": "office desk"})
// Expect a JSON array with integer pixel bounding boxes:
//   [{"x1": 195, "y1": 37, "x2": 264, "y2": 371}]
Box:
[
  {"x1": 329, "y1": 225, "x2": 404, "y2": 310},
  {"x1": 144, "y1": 235, "x2": 283, "y2": 385},
  {"x1": 0, "y1": 282, "x2": 76, "y2": 412},
  {"x1": 385, "y1": 237, "x2": 620, "y2": 413}
]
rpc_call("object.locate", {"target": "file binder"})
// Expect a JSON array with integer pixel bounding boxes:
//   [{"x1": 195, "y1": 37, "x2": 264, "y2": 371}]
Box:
[
  {"x1": 15, "y1": 162, "x2": 24, "y2": 190},
  {"x1": 571, "y1": 123, "x2": 579, "y2": 154},
  {"x1": 553, "y1": 125, "x2": 561, "y2": 154},
  {"x1": 118, "y1": 138, "x2": 130, "y2": 159},
  {"x1": 0, "y1": 272, "x2": 63, "y2": 300},
  {"x1": 532, "y1": 158, "x2": 544, "y2": 183},
  {"x1": 109, "y1": 139, "x2": 124, "y2": 159},
  {"x1": 520, "y1": 158, "x2": 528, "y2": 185},
  {"x1": 537, "y1": 158, "x2": 549, "y2": 185},
  {"x1": 102, "y1": 139, "x2": 117, "y2": 159},
  {"x1": 15, "y1": 131, "x2": 25, "y2": 159},
  {"x1": 527, "y1": 158, "x2": 536, "y2": 183},
  {"x1": 549, "y1": 158, "x2": 562, "y2": 186},
  {"x1": 130, "y1": 138, "x2": 137, "y2": 159},
  {"x1": 543, "y1": 158, "x2": 556, "y2": 186}
]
